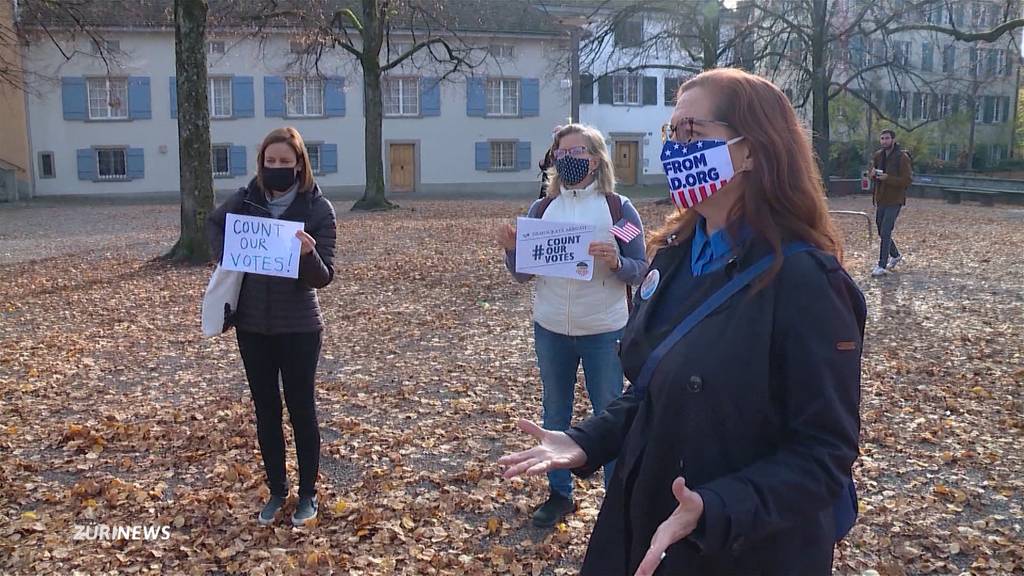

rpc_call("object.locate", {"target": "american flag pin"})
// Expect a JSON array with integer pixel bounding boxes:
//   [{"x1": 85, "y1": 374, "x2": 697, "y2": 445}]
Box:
[{"x1": 610, "y1": 218, "x2": 642, "y2": 243}]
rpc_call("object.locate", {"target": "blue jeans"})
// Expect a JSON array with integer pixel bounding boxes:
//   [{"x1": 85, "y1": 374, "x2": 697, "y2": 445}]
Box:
[
  {"x1": 875, "y1": 205, "x2": 902, "y2": 268},
  {"x1": 534, "y1": 323, "x2": 624, "y2": 498}
]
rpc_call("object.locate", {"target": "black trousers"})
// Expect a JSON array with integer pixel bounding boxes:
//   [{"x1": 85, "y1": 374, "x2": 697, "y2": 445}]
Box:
[{"x1": 236, "y1": 330, "x2": 322, "y2": 498}]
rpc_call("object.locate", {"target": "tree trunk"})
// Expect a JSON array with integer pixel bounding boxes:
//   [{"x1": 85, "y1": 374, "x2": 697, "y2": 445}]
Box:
[
  {"x1": 352, "y1": 0, "x2": 396, "y2": 211},
  {"x1": 810, "y1": 0, "x2": 831, "y2": 184},
  {"x1": 352, "y1": 60, "x2": 394, "y2": 211},
  {"x1": 165, "y1": 0, "x2": 214, "y2": 262},
  {"x1": 700, "y1": 0, "x2": 721, "y2": 71},
  {"x1": 967, "y1": 85, "x2": 978, "y2": 170}
]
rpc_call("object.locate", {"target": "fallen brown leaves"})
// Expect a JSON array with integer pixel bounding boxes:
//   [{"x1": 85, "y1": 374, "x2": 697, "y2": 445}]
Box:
[{"x1": 0, "y1": 196, "x2": 1021, "y2": 575}]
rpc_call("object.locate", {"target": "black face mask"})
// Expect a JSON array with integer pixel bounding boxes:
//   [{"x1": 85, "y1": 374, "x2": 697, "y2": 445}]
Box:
[{"x1": 263, "y1": 167, "x2": 297, "y2": 192}]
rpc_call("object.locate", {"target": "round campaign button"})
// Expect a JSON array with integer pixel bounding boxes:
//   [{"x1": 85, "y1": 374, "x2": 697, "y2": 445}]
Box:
[{"x1": 639, "y1": 269, "x2": 660, "y2": 300}]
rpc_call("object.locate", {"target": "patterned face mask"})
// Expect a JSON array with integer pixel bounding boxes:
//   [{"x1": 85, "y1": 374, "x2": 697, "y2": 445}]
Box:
[
  {"x1": 660, "y1": 136, "x2": 744, "y2": 209},
  {"x1": 556, "y1": 155, "x2": 591, "y2": 186}
]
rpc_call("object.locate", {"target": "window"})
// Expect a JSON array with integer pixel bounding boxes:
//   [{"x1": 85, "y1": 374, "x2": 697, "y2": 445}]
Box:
[
  {"x1": 942, "y1": 45, "x2": 956, "y2": 73},
  {"x1": 992, "y1": 145, "x2": 1004, "y2": 163},
  {"x1": 846, "y1": 35, "x2": 866, "y2": 67},
  {"x1": 614, "y1": 16, "x2": 644, "y2": 48},
  {"x1": 38, "y1": 152, "x2": 55, "y2": 179},
  {"x1": 386, "y1": 42, "x2": 414, "y2": 59},
  {"x1": 96, "y1": 148, "x2": 126, "y2": 180},
  {"x1": 286, "y1": 78, "x2": 324, "y2": 117},
  {"x1": 612, "y1": 75, "x2": 641, "y2": 105},
  {"x1": 972, "y1": 2, "x2": 995, "y2": 27},
  {"x1": 970, "y1": 48, "x2": 983, "y2": 77},
  {"x1": 939, "y1": 93, "x2": 954, "y2": 117},
  {"x1": 975, "y1": 99, "x2": 984, "y2": 122},
  {"x1": 383, "y1": 77, "x2": 419, "y2": 116},
  {"x1": 485, "y1": 79, "x2": 520, "y2": 116},
  {"x1": 488, "y1": 44, "x2": 515, "y2": 59},
  {"x1": 211, "y1": 145, "x2": 230, "y2": 177},
  {"x1": 207, "y1": 41, "x2": 225, "y2": 55},
  {"x1": 898, "y1": 92, "x2": 909, "y2": 119},
  {"x1": 87, "y1": 77, "x2": 128, "y2": 120},
  {"x1": 985, "y1": 48, "x2": 999, "y2": 77},
  {"x1": 921, "y1": 42, "x2": 933, "y2": 71},
  {"x1": 209, "y1": 77, "x2": 232, "y2": 118},
  {"x1": 92, "y1": 39, "x2": 120, "y2": 54},
  {"x1": 993, "y1": 96, "x2": 1005, "y2": 123},
  {"x1": 664, "y1": 77, "x2": 685, "y2": 106},
  {"x1": 995, "y1": 49, "x2": 1007, "y2": 75},
  {"x1": 490, "y1": 141, "x2": 516, "y2": 170},
  {"x1": 916, "y1": 93, "x2": 932, "y2": 120},
  {"x1": 893, "y1": 41, "x2": 911, "y2": 67},
  {"x1": 306, "y1": 143, "x2": 322, "y2": 174},
  {"x1": 867, "y1": 39, "x2": 886, "y2": 66}
]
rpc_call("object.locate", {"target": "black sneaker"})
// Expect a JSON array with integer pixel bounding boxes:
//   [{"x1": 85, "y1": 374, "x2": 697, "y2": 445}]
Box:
[
  {"x1": 257, "y1": 495, "x2": 286, "y2": 526},
  {"x1": 291, "y1": 496, "x2": 318, "y2": 526},
  {"x1": 532, "y1": 492, "x2": 574, "y2": 528}
]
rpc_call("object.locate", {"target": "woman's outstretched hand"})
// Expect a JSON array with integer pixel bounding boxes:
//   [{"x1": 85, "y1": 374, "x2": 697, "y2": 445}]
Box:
[
  {"x1": 498, "y1": 419, "x2": 587, "y2": 478},
  {"x1": 633, "y1": 477, "x2": 705, "y2": 576}
]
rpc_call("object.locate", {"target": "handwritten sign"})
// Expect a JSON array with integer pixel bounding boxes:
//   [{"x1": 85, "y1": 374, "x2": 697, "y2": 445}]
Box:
[
  {"x1": 221, "y1": 214, "x2": 303, "y2": 279},
  {"x1": 514, "y1": 217, "x2": 595, "y2": 281}
]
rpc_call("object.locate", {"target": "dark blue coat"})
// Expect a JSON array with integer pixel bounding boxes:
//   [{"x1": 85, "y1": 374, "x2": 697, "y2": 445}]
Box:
[{"x1": 566, "y1": 236, "x2": 866, "y2": 576}]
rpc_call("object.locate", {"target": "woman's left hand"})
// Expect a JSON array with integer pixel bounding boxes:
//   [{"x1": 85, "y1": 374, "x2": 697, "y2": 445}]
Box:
[
  {"x1": 634, "y1": 477, "x2": 705, "y2": 576},
  {"x1": 296, "y1": 230, "x2": 317, "y2": 255},
  {"x1": 588, "y1": 241, "x2": 620, "y2": 270}
]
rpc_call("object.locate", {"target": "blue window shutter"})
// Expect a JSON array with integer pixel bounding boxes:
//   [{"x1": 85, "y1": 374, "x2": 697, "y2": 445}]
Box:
[
  {"x1": 169, "y1": 77, "x2": 177, "y2": 119},
  {"x1": 521, "y1": 78, "x2": 540, "y2": 117},
  {"x1": 62, "y1": 77, "x2": 87, "y2": 121},
  {"x1": 76, "y1": 149, "x2": 96, "y2": 180},
  {"x1": 475, "y1": 142, "x2": 489, "y2": 170},
  {"x1": 325, "y1": 77, "x2": 346, "y2": 117},
  {"x1": 516, "y1": 141, "x2": 532, "y2": 171},
  {"x1": 467, "y1": 78, "x2": 486, "y2": 117},
  {"x1": 321, "y1": 143, "x2": 338, "y2": 174},
  {"x1": 232, "y1": 76, "x2": 255, "y2": 118},
  {"x1": 420, "y1": 77, "x2": 441, "y2": 117},
  {"x1": 126, "y1": 148, "x2": 145, "y2": 179},
  {"x1": 264, "y1": 76, "x2": 286, "y2": 118},
  {"x1": 230, "y1": 145, "x2": 247, "y2": 176},
  {"x1": 128, "y1": 77, "x2": 151, "y2": 119}
]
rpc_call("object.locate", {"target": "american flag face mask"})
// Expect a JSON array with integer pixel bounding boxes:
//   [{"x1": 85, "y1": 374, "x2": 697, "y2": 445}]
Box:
[{"x1": 660, "y1": 136, "x2": 744, "y2": 210}]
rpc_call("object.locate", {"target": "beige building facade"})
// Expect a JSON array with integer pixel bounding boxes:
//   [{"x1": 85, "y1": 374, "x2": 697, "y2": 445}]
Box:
[{"x1": 0, "y1": 0, "x2": 30, "y2": 200}]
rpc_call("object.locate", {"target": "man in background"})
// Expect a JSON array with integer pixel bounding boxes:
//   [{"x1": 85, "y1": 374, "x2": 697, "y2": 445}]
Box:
[{"x1": 869, "y1": 129, "x2": 912, "y2": 277}]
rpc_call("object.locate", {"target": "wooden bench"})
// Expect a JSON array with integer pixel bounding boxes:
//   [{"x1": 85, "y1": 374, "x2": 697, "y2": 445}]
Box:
[{"x1": 942, "y1": 187, "x2": 1007, "y2": 206}]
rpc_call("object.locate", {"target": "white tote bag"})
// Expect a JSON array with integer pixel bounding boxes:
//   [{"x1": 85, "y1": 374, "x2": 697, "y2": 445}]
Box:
[{"x1": 201, "y1": 266, "x2": 244, "y2": 337}]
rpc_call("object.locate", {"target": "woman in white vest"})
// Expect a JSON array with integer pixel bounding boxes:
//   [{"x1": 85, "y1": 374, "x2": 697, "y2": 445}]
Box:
[{"x1": 496, "y1": 123, "x2": 648, "y2": 527}]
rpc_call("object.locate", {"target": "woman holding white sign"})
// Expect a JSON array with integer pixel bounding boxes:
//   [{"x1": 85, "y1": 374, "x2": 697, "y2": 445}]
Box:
[
  {"x1": 499, "y1": 69, "x2": 865, "y2": 575},
  {"x1": 207, "y1": 127, "x2": 336, "y2": 527},
  {"x1": 495, "y1": 124, "x2": 648, "y2": 527}
]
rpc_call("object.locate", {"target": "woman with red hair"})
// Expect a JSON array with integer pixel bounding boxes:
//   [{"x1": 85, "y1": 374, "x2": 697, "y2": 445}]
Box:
[{"x1": 501, "y1": 68, "x2": 865, "y2": 575}]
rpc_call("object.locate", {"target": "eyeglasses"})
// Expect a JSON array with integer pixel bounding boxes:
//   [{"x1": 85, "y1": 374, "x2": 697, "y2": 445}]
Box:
[
  {"x1": 661, "y1": 117, "x2": 733, "y2": 143},
  {"x1": 554, "y1": 146, "x2": 589, "y2": 160}
]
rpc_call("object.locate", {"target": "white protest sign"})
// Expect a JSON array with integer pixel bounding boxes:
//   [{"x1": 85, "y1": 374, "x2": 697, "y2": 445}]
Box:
[
  {"x1": 221, "y1": 213, "x2": 303, "y2": 279},
  {"x1": 514, "y1": 217, "x2": 596, "y2": 281}
]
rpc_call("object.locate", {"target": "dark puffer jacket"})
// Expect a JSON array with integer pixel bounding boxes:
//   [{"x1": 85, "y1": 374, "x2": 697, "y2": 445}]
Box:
[{"x1": 207, "y1": 178, "x2": 337, "y2": 334}]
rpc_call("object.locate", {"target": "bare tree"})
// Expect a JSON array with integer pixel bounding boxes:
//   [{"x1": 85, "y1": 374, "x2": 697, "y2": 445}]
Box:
[
  {"x1": 250, "y1": 0, "x2": 489, "y2": 211},
  {"x1": 533, "y1": 0, "x2": 1023, "y2": 177},
  {"x1": 539, "y1": 0, "x2": 746, "y2": 79},
  {"x1": 4, "y1": 0, "x2": 120, "y2": 91},
  {"x1": 165, "y1": 0, "x2": 213, "y2": 263},
  {"x1": 739, "y1": 0, "x2": 1023, "y2": 176}
]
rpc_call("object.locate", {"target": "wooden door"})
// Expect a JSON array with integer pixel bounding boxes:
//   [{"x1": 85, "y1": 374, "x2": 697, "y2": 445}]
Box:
[
  {"x1": 614, "y1": 141, "x2": 638, "y2": 185},
  {"x1": 389, "y1": 144, "x2": 415, "y2": 192}
]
